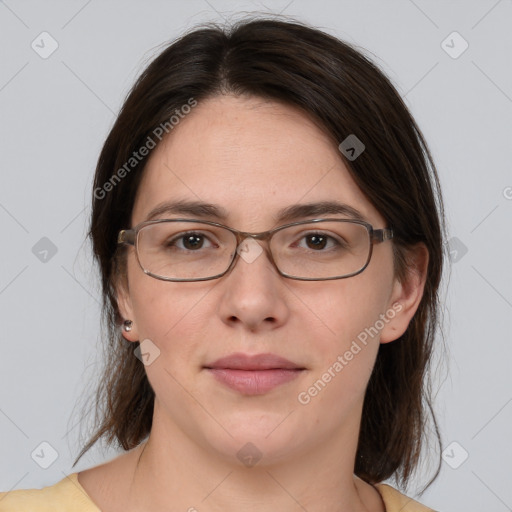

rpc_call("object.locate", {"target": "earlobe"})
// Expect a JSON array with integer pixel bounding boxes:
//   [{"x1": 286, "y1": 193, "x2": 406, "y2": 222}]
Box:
[
  {"x1": 116, "y1": 279, "x2": 139, "y2": 342},
  {"x1": 379, "y1": 243, "x2": 429, "y2": 344}
]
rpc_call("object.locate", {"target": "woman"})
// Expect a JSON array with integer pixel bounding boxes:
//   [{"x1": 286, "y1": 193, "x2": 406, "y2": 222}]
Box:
[{"x1": 0, "y1": 17, "x2": 446, "y2": 511}]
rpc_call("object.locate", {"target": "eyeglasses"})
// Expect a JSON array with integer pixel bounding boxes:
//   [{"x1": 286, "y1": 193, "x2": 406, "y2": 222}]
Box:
[{"x1": 117, "y1": 218, "x2": 393, "y2": 282}]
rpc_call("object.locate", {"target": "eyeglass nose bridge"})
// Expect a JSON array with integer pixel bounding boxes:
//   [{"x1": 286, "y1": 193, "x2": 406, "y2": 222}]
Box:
[
  {"x1": 231, "y1": 227, "x2": 276, "y2": 243},
  {"x1": 229, "y1": 225, "x2": 282, "y2": 257},
  {"x1": 225, "y1": 227, "x2": 282, "y2": 276}
]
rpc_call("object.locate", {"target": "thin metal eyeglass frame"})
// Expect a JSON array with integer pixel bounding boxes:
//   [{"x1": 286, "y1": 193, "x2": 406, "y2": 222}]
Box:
[{"x1": 117, "y1": 218, "x2": 394, "y2": 282}]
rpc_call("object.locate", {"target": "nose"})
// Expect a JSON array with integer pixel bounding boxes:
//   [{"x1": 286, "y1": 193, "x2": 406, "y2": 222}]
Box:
[{"x1": 216, "y1": 238, "x2": 290, "y2": 332}]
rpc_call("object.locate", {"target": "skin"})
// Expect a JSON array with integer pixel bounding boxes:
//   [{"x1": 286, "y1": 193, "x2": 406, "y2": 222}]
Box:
[{"x1": 78, "y1": 94, "x2": 428, "y2": 512}]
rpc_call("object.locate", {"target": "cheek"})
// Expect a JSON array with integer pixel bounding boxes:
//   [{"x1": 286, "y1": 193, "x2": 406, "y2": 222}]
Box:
[
  {"x1": 305, "y1": 276, "x2": 391, "y2": 391},
  {"x1": 128, "y1": 272, "x2": 212, "y2": 368},
  {"x1": 314, "y1": 274, "x2": 390, "y2": 346},
  {"x1": 298, "y1": 302, "x2": 384, "y2": 420}
]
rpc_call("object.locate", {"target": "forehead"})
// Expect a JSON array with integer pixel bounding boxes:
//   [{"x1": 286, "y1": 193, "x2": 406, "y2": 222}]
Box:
[{"x1": 131, "y1": 95, "x2": 385, "y2": 229}]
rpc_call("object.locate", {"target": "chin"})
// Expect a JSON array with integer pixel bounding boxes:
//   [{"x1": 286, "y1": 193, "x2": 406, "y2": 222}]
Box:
[{"x1": 197, "y1": 412, "x2": 311, "y2": 468}]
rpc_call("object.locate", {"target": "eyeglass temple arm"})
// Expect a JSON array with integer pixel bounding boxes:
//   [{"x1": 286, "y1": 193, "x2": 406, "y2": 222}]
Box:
[
  {"x1": 373, "y1": 228, "x2": 393, "y2": 243},
  {"x1": 118, "y1": 229, "x2": 136, "y2": 246}
]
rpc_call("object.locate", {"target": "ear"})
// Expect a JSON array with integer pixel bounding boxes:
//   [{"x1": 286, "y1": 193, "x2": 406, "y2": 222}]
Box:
[
  {"x1": 115, "y1": 276, "x2": 140, "y2": 343},
  {"x1": 380, "y1": 242, "x2": 429, "y2": 344}
]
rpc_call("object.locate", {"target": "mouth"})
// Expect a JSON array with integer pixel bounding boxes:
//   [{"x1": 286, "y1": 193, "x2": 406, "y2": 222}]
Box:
[{"x1": 203, "y1": 353, "x2": 306, "y2": 395}]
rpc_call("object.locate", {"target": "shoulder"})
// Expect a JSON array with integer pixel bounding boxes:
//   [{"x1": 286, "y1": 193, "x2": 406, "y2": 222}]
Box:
[
  {"x1": 0, "y1": 473, "x2": 100, "y2": 512},
  {"x1": 374, "y1": 483, "x2": 439, "y2": 512}
]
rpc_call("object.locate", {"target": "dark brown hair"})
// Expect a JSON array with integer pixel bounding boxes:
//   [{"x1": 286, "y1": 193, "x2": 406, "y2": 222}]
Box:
[{"x1": 73, "y1": 16, "x2": 448, "y2": 494}]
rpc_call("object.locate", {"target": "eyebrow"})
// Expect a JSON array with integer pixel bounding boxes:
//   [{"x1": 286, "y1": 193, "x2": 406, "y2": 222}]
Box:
[{"x1": 144, "y1": 199, "x2": 367, "y2": 224}]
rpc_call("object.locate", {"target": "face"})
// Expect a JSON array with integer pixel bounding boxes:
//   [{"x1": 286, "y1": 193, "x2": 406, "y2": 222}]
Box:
[{"x1": 117, "y1": 94, "x2": 423, "y2": 466}]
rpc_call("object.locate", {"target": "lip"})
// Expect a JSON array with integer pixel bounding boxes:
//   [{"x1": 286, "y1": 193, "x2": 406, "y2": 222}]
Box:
[
  {"x1": 205, "y1": 352, "x2": 303, "y2": 371},
  {"x1": 204, "y1": 353, "x2": 306, "y2": 395}
]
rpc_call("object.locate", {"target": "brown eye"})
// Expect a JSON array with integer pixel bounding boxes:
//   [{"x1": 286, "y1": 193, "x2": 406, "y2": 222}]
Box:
[
  {"x1": 296, "y1": 232, "x2": 345, "y2": 251},
  {"x1": 166, "y1": 232, "x2": 216, "y2": 251}
]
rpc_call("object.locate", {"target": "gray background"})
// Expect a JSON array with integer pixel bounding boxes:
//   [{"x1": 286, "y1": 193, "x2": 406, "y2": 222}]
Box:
[{"x1": 1, "y1": 1, "x2": 511, "y2": 510}]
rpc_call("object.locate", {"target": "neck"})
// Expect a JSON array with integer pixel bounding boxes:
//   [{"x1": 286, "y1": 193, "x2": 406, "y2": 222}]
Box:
[{"x1": 122, "y1": 402, "x2": 382, "y2": 512}]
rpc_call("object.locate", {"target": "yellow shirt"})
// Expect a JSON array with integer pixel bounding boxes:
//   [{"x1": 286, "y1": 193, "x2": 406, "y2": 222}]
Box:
[{"x1": 0, "y1": 473, "x2": 437, "y2": 511}]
